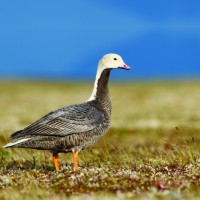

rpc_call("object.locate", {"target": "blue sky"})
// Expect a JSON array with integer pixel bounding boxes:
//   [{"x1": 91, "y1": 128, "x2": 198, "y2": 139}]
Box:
[{"x1": 0, "y1": 0, "x2": 200, "y2": 80}]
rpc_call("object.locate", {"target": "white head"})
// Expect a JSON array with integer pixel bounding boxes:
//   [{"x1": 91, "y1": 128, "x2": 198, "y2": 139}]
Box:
[
  {"x1": 87, "y1": 53, "x2": 130, "y2": 101},
  {"x1": 98, "y1": 53, "x2": 130, "y2": 71}
]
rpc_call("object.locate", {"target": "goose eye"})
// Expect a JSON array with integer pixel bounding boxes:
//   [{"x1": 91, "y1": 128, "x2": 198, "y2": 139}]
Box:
[{"x1": 114, "y1": 58, "x2": 117, "y2": 60}]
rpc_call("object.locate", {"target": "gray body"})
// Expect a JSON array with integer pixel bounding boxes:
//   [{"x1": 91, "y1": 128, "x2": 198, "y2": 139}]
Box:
[{"x1": 7, "y1": 69, "x2": 111, "y2": 153}]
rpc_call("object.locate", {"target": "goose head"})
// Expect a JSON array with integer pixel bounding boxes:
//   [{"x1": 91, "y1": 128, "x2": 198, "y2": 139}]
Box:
[
  {"x1": 98, "y1": 53, "x2": 130, "y2": 71},
  {"x1": 87, "y1": 53, "x2": 130, "y2": 101}
]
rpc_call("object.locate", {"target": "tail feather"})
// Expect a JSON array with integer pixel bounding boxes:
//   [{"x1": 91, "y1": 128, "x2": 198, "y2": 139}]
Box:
[
  {"x1": 4, "y1": 138, "x2": 31, "y2": 148},
  {"x1": 4, "y1": 129, "x2": 30, "y2": 148}
]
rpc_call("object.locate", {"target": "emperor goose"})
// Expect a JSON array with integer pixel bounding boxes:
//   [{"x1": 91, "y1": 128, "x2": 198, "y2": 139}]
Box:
[{"x1": 4, "y1": 53, "x2": 130, "y2": 171}]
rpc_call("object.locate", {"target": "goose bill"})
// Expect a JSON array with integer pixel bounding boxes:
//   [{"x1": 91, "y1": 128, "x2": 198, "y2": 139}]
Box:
[{"x1": 118, "y1": 64, "x2": 131, "y2": 70}]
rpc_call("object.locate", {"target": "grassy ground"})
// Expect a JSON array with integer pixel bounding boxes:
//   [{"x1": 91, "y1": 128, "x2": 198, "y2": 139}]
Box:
[{"x1": 0, "y1": 80, "x2": 200, "y2": 200}]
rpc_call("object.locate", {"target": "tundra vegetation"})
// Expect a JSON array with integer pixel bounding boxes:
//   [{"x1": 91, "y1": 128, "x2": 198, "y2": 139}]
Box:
[{"x1": 0, "y1": 81, "x2": 200, "y2": 200}]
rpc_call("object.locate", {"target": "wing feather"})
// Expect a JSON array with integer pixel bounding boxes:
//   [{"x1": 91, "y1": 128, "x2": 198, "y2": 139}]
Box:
[{"x1": 11, "y1": 103, "x2": 104, "y2": 139}]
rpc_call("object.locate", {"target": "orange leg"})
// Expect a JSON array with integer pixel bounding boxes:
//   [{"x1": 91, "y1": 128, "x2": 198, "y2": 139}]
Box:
[
  {"x1": 72, "y1": 151, "x2": 78, "y2": 171},
  {"x1": 53, "y1": 153, "x2": 59, "y2": 171}
]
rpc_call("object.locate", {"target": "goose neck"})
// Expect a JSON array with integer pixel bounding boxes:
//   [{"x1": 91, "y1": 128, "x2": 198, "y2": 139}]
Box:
[{"x1": 87, "y1": 67, "x2": 111, "y2": 102}]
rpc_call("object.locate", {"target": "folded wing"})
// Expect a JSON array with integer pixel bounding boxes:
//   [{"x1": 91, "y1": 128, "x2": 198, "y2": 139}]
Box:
[{"x1": 11, "y1": 103, "x2": 104, "y2": 139}]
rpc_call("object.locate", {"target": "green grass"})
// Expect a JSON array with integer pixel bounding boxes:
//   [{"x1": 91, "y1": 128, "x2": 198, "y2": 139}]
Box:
[{"x1": 0, "y1": 80, "x2": 200, "y2": 199}]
